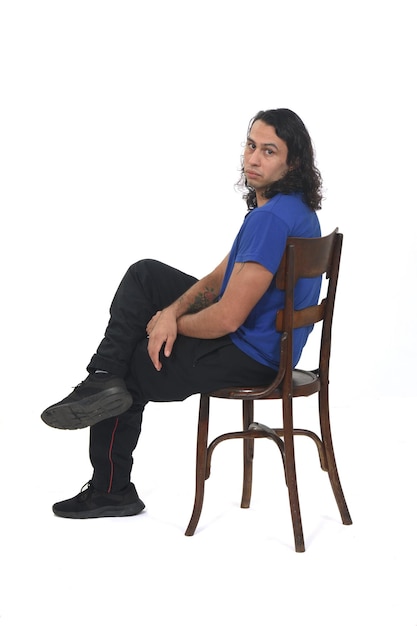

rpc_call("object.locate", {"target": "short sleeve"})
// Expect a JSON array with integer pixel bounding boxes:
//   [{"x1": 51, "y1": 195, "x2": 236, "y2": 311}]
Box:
[{"x1": 234, "y1": 210, "x2": 289, "y2": 274}]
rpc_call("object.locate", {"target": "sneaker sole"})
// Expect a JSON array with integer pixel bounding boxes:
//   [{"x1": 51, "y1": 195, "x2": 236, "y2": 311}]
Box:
[
  {"x1": 53, "y1": 501, "x2": 145, "y2": 519},
  {"x1": 41, "y1": 387, "x2": 133, "y2": 430}
]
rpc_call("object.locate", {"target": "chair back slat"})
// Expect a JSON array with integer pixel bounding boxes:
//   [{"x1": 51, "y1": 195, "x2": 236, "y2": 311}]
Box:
[
  {"x1": 276, "y1": 299, "x2": 327, "y2": 331},
  {"x1": 276, "y1": 229, "x2": 338, "y2": 289}
]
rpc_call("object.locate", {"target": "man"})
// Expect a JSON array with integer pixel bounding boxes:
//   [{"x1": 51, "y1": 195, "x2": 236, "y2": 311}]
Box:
[{"x1": 41, "y1": 108, "x2": 323, "y2": 519}]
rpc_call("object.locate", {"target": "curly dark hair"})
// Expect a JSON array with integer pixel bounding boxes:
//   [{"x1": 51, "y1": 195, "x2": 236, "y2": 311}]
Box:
[{"x1": 239, "y1": 108, "x2": 323, "y2": 211}]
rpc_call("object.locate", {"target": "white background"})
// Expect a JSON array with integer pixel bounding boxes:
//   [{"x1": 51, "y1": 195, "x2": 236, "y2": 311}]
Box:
[{"x1": 1, "y1": 1, "x2": 416, "y2": 625}]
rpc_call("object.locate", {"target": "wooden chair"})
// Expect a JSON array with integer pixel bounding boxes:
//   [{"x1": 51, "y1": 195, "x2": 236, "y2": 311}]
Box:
[{"x1": 185, "y1": 229, "x2": 352, "y2": 552}]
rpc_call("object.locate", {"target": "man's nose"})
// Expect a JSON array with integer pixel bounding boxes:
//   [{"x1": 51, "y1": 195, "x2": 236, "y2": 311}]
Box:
[{"x1": 248, "y1": 149, "x2": 260, "y2": 165}]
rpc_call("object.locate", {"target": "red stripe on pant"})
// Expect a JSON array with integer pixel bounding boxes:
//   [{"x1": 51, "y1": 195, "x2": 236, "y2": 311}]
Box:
[{"x1": 107, "y1": 418, "x2": 119, "y2": 493}]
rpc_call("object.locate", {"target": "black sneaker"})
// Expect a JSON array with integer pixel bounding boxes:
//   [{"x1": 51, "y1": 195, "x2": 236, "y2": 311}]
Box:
[
  {"x1": 41, "y1": 373, "x2": 133, "y2": 430},
  {"x1": 52, "y1": 482, "x2": 145, "y2": 519}
]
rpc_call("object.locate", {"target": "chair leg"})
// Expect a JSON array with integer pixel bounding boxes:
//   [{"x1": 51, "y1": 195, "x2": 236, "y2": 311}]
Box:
[
  {"x1": 185, "y1": 394, "x2": 210, "y2": 536},
  {"x1": 283, "y1": 396, "x2": 305, "y2": 553},
  {"x1": 241, "y1": 400, "x2": 254, "y2": 509},
  {"x1": 319, "y1": 388, "x2": 352, "y2": 525}
]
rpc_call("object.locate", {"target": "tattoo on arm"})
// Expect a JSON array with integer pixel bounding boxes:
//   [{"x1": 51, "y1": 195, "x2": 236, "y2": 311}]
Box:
[
  {"x1": 186, "y1": 286, "x2": 218, "y2": 313},
  {"x1": 183, "y1": 264, "x2": 244, "y2": 314}
]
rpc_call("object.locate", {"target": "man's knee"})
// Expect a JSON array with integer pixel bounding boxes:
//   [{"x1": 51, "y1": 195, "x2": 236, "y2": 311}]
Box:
[
  {"x1": 128, "y1": 259, "x2": 197, "y2": 293},
  {"x1": 129, "y1": 258, "x2": 159, "y2": 274}
]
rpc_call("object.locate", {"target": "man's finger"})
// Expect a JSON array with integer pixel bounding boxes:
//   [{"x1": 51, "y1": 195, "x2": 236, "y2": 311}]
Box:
[
  {"x1": 164, "y1": 335, "x2": 176, "y2": 358},
  {"x1": 147, "y1": 337, "x2": 163, "y2": 371}
]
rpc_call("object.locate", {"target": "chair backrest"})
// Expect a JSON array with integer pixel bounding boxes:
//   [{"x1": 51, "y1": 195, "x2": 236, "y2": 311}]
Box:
[{"x1": 276, "y1": 229, "x2": 343, "y2": 383}]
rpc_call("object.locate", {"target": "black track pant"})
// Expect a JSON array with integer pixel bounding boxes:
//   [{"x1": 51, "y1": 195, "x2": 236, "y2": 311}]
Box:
[{"x1": 87, "y1": 259, "x2": 275, "y2": 492}]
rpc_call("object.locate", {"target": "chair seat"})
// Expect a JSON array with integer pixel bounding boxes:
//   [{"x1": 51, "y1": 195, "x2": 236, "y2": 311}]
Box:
[{"x1": 209, "y1": 368, "x2": 320, "y2": 400}]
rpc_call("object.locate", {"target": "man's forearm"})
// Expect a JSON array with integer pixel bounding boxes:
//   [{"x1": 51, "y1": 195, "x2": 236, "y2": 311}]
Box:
[
  {"x1": 177, "y1": 302, "x2": 235, "y2": 338},
  {"x1": 167, "y1": 259, "x2": 227, "y2": 319}
]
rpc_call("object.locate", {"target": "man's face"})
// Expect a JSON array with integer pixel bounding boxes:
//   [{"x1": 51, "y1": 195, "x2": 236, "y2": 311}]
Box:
[{"x1": 243, "y1": 120, "x2": 289, "y2": 206}]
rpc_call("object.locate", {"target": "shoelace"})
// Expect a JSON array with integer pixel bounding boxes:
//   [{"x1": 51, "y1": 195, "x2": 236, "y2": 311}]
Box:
[{"x1": 78, "y1": 481, "x2": 93, "y2": 501}]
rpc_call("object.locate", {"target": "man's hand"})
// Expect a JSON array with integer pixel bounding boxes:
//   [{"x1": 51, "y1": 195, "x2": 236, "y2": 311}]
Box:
[{"x1": 146, "y1": 309, "x2": 178, "y2": 371}]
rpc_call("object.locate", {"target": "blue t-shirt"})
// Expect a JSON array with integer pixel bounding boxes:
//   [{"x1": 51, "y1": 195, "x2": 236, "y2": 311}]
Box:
[{"x1": 219, "y1": 193, "x2": 321, "y2": 369}]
